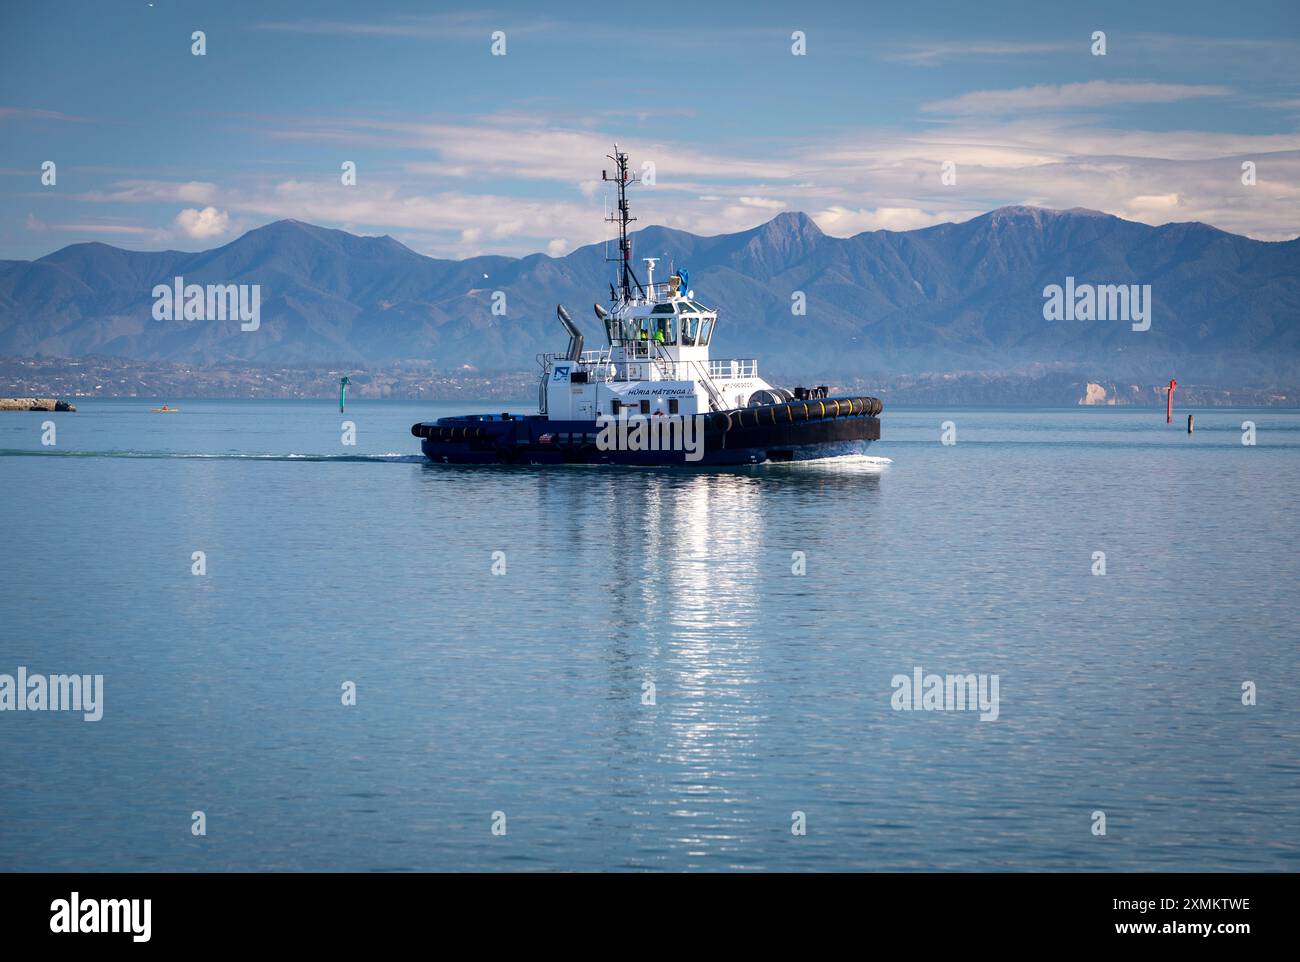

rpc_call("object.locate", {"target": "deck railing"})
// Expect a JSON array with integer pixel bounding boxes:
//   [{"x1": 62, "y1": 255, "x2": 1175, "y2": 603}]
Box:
[
  {"x1": 711, "y1": 358, "x2": 757, "y2": 379},
  {"x1": 563, "y1": 353, "x2": 757, "y2": 380}
]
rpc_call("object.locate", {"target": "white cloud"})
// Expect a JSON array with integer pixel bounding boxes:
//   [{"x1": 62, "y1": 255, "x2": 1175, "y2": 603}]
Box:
[
  {"x1": 173, "y1": 206, "x2": 231, "y2": 240},
  {"x1": 546, "y1": 238, "x2": 567, "y2": 256}
]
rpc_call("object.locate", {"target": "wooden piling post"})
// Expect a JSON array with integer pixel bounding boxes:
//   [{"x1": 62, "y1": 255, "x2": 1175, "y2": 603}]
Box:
[{"x1": 1187, "y1": 414, "x2": 1194, "y2": 434}]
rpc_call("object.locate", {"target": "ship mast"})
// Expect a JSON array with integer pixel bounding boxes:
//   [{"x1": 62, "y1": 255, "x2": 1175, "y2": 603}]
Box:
[{"x1": 603, "y1": 145, "x2": 644, "y2": 303}]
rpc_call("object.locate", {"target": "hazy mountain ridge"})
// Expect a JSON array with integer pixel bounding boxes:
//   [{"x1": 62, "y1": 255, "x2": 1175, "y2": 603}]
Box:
[{"x1": 2, "y1": 207, "x2": 1297, "y2": 384}]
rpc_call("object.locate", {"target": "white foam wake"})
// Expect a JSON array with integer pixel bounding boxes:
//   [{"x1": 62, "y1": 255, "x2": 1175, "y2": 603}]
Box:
[{"x1": 768, "y1": 454, "x2": 893, "y2": 472}]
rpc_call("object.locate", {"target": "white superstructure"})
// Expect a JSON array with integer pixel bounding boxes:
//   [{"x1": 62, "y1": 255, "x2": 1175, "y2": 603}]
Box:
[
  {"x1": 540, "y1": 274, "x2": 775, "y2": 420},
  {"x1": 539, "y1": 145, "x2": 778, "y2": 422}
]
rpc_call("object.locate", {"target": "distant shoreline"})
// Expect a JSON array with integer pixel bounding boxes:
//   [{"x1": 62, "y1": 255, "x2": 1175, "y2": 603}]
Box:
[{"x1": 2, "y1": 356, "x2": 1295, "y2": 408}]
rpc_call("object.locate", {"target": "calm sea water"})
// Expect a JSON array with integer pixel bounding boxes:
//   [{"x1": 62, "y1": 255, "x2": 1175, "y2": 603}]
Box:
[{"x1": 1, "y1": 399, "x2": 1297, "y2": 872}]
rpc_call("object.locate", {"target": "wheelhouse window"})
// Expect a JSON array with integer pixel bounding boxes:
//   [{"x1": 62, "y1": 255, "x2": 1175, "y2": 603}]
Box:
[
  {"x1": 698, "y1": 315, "x2": 715, "y2": 346},
  {"x1": 653, "y1": 315, "x2": 676, "y2": 345}
]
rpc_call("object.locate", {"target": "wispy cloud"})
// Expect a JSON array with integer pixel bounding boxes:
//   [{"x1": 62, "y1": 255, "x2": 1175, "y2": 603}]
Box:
[
  {"x1": 1128, "y1": 32, "x2": 1300, "y2": 58},
  {"x1": 0, "y1": 106, "x2": 90, "y2": 124},
  {"x1": 886, "y1": 32, "x2": 1300, "y2": 69},
  {"x1": 26, "y1": 214, "x2": 152, "y2": 235},
  {"x1": 71, "y1": 181, "x2": 219, "y2": 204},
  {"x1": 884, "y1": 40, "x2": 1073, "y2": 67},
  {"x1": 251, "y1": 13, "x2": 555, "y2": 39},
  {"x1": 249, "y1": 12, "x2": 778, "y2": 50},
  {"x1": 923, "y1": 81, "x2": 1233, "y2": 115},
  {"x1": 269, "y1": 117, "x2": 794, "y2": 186}
]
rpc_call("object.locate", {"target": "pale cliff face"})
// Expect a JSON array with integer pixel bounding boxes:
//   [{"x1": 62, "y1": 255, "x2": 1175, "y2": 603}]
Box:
[{"x1": 1080, "y1": 382, "x2": 1109, "y2": 405}]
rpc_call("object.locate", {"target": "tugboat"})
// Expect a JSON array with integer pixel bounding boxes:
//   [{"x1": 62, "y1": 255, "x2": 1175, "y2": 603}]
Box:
[{"x1": 412, "y1": 145, "x2": 882, "y2": 466}]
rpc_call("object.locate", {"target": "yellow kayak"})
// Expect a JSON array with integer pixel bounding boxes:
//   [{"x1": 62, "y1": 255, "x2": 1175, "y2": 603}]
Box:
[{"x1": 150, "y1": 406, "x2": 180, "y2": 413}]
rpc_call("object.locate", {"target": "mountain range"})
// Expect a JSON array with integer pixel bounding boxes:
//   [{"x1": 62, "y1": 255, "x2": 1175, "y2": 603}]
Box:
[{"x1": 2, "y1": 206, "x2": 1297, "y2": 384}]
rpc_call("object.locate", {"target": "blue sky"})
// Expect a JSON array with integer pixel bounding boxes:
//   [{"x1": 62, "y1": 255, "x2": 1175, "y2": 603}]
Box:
[{"x1": 2, "y1": 0, "x2": 1298, "y2": 260}]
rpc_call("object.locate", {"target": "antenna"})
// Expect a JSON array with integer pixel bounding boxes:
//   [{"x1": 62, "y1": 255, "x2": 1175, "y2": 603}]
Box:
[{"x1": 602, "y1": 144, "x2": 644, "y2": 302}]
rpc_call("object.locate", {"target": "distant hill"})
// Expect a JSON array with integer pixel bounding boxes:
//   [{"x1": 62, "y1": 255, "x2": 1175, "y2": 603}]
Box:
[{"x1": 1, "y1": 207, "x2": 1297, "y2": 384}]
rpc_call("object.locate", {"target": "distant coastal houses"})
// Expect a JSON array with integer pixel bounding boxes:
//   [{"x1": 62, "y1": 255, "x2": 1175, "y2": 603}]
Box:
[{"x1": 0, "y1": 355, "x2": 535, "y2": 403}]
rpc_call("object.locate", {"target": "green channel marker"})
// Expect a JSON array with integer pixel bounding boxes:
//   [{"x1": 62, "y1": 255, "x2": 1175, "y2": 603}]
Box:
[{"x1": 340, "y1": 376, "x2": 350, "y2": 413}]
